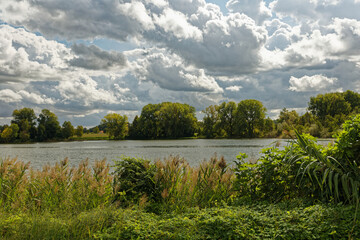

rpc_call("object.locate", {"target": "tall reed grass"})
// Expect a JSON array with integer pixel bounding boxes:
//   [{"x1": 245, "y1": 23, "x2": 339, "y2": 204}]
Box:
[
  {"x1": 0, "y1": 157, "x2": 113, "y2": 214},
  {"x1": 1, "y1": 155, "x2": 235, "y2": 214},
  {"x1": 154, "y1": 155, "x2": 234, "y2": 212}
]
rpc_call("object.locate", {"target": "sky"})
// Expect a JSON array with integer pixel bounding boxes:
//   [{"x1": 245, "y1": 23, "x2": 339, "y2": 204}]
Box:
[{"x1": 1, "y1": 0, "x2": 360, "y2": 127}]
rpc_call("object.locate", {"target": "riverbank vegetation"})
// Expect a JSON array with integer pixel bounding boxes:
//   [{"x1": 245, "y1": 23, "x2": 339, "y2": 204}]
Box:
[
  {"x1": 1, "y1": 90, "x2": 360, "y2": 143},
  {"x1": 1, "y1": 114, "x2": 359, "y2": 239}
]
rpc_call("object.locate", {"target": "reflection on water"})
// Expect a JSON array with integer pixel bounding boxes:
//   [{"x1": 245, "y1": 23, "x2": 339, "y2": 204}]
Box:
[{"x1": 0, "y1": 139, "x2": 301, "y2": 169}]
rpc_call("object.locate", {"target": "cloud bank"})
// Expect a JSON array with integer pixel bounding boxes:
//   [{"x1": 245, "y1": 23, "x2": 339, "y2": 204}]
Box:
[{"x1": 0, "y1": 0, "x2": 359, "y2": 125}]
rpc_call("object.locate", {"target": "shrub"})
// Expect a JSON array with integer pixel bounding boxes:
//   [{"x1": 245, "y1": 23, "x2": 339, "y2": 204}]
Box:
[
  {"x1": 234, "y1": 114, "x2": 360, "y2": 204},
  {"x1": 112, "y1": 155, "x2": 234, "y2": 212},
  {"x1": 112, "y1": 156, "x2": 161, "y2": 207}
]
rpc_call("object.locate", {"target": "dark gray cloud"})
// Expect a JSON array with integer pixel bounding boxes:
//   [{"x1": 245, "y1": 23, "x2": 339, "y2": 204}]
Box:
[{"x1": 69, "y1": 44, "x2": 127, "y2": 70}]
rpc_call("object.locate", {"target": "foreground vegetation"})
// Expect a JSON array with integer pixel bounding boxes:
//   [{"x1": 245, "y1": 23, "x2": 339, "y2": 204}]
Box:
[
  {"x1": 1, "y1": 203, "x2": 358, "y2": 239},
  {"x1": 1, "y1": 114, "x2": 360, "y2": 239},
  {"x1": 1, "y1": 90, "x2": 360, "y2": 143}
]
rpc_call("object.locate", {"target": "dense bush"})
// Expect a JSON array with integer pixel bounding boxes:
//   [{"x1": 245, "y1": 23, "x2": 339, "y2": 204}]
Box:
[
  {"x1": 112, "y1": 156, "x2": 160, "y2": 207},
  {"x1": 234, "y1": 114, "x2": 360, "y2": 204}
]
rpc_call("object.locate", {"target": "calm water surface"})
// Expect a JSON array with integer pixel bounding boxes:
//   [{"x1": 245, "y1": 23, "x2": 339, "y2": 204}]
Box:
[{"x1": 0, "y1": 139, "x2": 331, "y2": 168}]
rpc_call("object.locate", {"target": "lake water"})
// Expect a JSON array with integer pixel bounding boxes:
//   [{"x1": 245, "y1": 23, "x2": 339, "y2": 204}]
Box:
[{"x1": 0, "y1": 139, "x2": 331, "y2": 169}]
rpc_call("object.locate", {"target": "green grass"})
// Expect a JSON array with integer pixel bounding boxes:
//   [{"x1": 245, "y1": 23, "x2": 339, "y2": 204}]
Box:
[
  {"x1": 71, "y1": 133, "x2": 109, "y2": 141},
  {"x1": 0, "y1": 203, "x2": 358, "y2": 239}
]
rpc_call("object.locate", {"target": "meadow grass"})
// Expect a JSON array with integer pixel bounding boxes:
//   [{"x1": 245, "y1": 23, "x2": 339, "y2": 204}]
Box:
[
  {"x1": 71, "y1": 133, "x2": 109, "y2": 141},
  {"x1": 0, "y1": 202, "x2": 358, "y2": 239}
]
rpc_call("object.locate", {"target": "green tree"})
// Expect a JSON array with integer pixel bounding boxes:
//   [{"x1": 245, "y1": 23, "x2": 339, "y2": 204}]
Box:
[
  {"x1": 37, "y1": 109, "x2": 61, "y2": 141},
  {"x1": 308, "y1": 92, "x2": 351, "y2": 121},
  {"x1": 101, "y1": 113, "x2": 128, "y2": 140},
  {"x1": 135, "y1": 102, "x2": 197, "y2": 139},
  {"x1": 12, "y1": 108, "x2": 37, "y2": 127},
  {"x1": 93, "y1": 126, "x2": 100, "y2": 134},
  {"x1": 138, "y1": 104, "x2": 162, "y2": 139},
  {"x1": 216, "y1": 101, "x2": 237, "y2": 137},
  {"x1": 37, "y1": 124, "x2": 46, "y2": 142},
  {"x1": 11, "y1": 108, "x2": 37, "y2": 141},
  {"x1": 278, "y1": 108, "x2": 299, "y2": 125},
  {"x1": 343, "y1": 90, "x2": 360, "y2": 113},
  {"x1": 75, "y1": 125, "x2": 84, "y2": 137},
  {"x1": 276, "y1": 108, "x2": 300, "y2": 137},
  {"x1": 202, "y1": 105, "x2": 219, "y2": 138},
  {"x1": 156, "y1": 102, "x2": 197, "y2": 138},
  {"x1": 129, "y1": 115, "x2": 140, "y2": 139},
  {"x1": 263, "y1": 117, "x2": 275, "y2": 136},
  {"x1": 235, "y1": 99, "x2": 266, "y2": 138},
  {"x1": 62, "y1": 121, "x2": 75, "y2": 139},
  {"x1": 1, "y1": 123, "x2": 19, "y2": 143},
  {"x1": 19, "y1": 120, "x2": 31, "y2": 142}
]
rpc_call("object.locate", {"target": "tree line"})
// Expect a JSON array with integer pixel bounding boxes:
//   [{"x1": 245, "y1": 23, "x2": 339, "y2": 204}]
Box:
[{"x1": 1, "y1": 90, "x2": 360, "y2": 143}]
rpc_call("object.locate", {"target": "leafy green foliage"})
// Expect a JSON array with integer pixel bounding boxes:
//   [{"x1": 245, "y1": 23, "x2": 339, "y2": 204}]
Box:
[
  {"x1": 309, "y1": 92, "x2": 351, "y2": 120},
  {"x1": 112, "y1": 157, "x2": 160, "y2": 206},
  {"x1": 234, "y1": 146, "x2": 305, "y2": 202},
  {"x1": 0, "y1": 124, "x2": 19, "y2": 143},
  {"x1": 75, "y1": 125, "x2": 84, "y2": 137},
  {"x1": 235, "y1": 99, "x2": 267, "y2": 138},
  {"x1": 101, "y1": 113, "x2": 128, "y2": 140},
  {"x1": 132, "y1": 102, "x2": 197, "y2": 139},
  {"x1": 291, "y1": 115, "x2": 360, "y2": 204},
  {"x1": 234, "y1": 114, "x2": 360, "y2": 204},
  {"x1": 202, "y1": 100, "x2": 269, "y2": 138},
  {"x1": 62, "y1": 121, "x2": 75, "y2": 139},
  {"x1": 37, "y1": 109, "x2": 61, "y2": 141},
  {"x1": 1, "y1": 203, "x2": 359, "y2": 239},
  {"x1": 11, "y1": 108, "x2": 37, "y2": 141},
  {"x1": 202, "y1": 105, "x2": 219, "y2": 138}
]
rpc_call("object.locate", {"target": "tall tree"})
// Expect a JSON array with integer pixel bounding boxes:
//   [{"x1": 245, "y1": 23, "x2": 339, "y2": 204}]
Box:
[
  {"x1": 101, "y1": 113, "x2": 128, "y2": 140},
  {"x1": 62, "y1": 121, "x2": 75, "y2": 139},
  {"x1": 12, "y1": 108, "x2": 37, "y2": 127},
  {"x1": 75, "y1": 126, "x2": 84, "y2": 137},
  {"x1": 235, "y1": 99, "x2": 266, "y2": 138},
  {"x1": 12, "y1": 108, "x2": 37, "y2": 140},
  {"x1": 308, "y1": 93, "x2": 351, "y2": 121},
  {"x1": 1, "y1": 124, "x2": 19, "y2": 143},
  {"x1": 37, "y1": 109, "x2": 61, "y2": 141},
  {"x1": 156, "y1": 102, "x2": 197, "y2": 138},
  {"x1": 202, "y1": 105, "x2": 219, "y2": 138},
  {"x1": 138, "y1": 104, "x2": 161, "y2": 139},
  {"x1": 343, "y1": 90, "x2": 360, "y2": 113},
  {"x1": 134, "y1": 102, "x2": 197, "y2": 139},
  {"x1": 129, "y1": 115, "x2": 140, "y2": 139},
  {"x1": 216, "y1": 101, "x2": 237, "y2": 137}
]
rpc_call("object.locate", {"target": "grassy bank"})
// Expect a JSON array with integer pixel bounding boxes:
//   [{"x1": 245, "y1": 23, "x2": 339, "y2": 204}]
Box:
[
  {"x1": 71, "y1": 132, "x2": 109, "y2": 141},
  {"x1": 1, "y1": 203, "x2": 358, "y2": 240}
]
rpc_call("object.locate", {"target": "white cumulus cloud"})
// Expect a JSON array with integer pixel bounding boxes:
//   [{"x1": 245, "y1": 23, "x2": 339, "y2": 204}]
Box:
[
  {"x1": 289, "y1": 74, "x2": 339, "y2": 92},
  {"x1": 225, "y1": 86, "x2": 242, "y2": 92}
]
